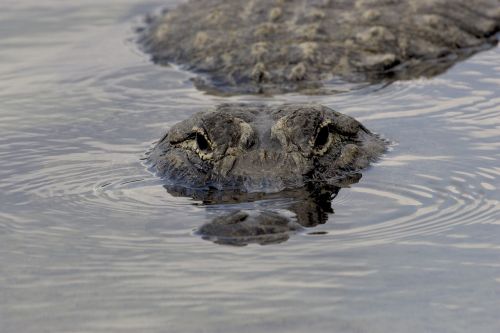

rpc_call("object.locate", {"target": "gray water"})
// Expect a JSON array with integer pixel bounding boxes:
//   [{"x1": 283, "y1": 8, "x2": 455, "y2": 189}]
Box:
[{"x1": 1, "y1": 1, "x2": 500, "y2": 332}]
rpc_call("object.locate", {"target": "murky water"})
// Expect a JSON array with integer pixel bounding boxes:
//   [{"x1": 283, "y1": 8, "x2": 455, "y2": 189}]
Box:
[{"x1": 1, "y1": 1, "x2": 500, "y2": 332}]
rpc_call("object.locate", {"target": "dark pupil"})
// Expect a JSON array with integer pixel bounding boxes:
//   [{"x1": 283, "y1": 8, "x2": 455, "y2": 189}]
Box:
[
  {"x1": 314, "y1": 126, "x2": 329, "y2": 148},
  {"x1": 196, "y1": 133, "x2": 211, "y2": 151}
]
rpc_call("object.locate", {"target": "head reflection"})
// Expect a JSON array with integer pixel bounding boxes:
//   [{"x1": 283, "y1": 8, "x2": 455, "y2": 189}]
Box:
[{"x1": 164, "y1": 174, "x2": 361, "y2": 246}]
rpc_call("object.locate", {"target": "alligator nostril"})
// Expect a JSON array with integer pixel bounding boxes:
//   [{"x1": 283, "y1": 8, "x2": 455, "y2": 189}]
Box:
[{"x1": 254, "y1": 150, "x2": 284, "y2": 165}]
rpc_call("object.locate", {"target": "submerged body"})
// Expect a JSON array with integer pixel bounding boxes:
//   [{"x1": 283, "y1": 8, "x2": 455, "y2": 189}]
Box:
[
  {"x1": 147, "y1": 103, "x2": 386, "y2": 193},
  {"x1": 139, "y1": 0, "x2": 500, "y2": 94}
]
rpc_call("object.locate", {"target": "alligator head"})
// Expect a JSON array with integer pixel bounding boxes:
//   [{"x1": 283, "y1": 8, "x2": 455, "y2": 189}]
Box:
[{"x1": 147, "y1": 103, "x2": 386, "y2": 193}]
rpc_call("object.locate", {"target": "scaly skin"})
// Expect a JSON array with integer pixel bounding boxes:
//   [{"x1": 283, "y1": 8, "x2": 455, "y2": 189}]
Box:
[
  {"x1": 147, "y1": 103, "x2": 386, "y2": 193},
  {"x1": 139, "y1": 0, "x2": 500, "y2": 94}
]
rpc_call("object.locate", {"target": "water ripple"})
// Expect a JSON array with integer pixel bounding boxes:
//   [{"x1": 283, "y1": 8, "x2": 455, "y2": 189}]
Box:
[
  {"x1": 2, "y1": 2, "x2": 500, "y2": 332},
  {"x1": 0, "y1": 0, "x2": 499, "y2": 248}
]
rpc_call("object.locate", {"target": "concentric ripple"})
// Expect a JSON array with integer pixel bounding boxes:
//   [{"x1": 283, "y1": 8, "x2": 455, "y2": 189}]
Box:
[
  {"x1": 1, "y1": 2, "x2": 500, "y2": 332},
  {"x1": 1, "y1": 43, "x2": 499, "y2": 248},
  {"x1": 326, "y1": 171, "x2": 499, "y2": 246},
  {"x1": 0, "y1": 0, "x2": 499, "y2": 249}
]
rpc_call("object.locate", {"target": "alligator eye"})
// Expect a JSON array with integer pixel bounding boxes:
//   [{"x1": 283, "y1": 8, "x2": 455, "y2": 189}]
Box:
[
  {"x1": 314, "y1": 125, "x2": 330, "y2": 148},
  {"x1": 312, "y1": 122, "x2": 333, "y2": 155},
  {"x1": 196, "y1": 133, "x2": 211, "y2": 151},
  {"x1": 194, "y1": 132, "x2": 213, "y2": 160}
]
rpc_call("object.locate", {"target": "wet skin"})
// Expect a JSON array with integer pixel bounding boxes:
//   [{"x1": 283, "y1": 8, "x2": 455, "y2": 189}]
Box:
[
  {"x1": 147, "y1": 104, "x2": 386, "y2": 193},
  {"x1": 139, "y1": 0, "x2": 500, "y2": 94}
]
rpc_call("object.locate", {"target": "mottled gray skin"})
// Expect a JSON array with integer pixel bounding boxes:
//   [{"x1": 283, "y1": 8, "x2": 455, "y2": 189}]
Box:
[
  {"x1": 147, "y1": 104, "x2": 386, "y2": 193},
  {"x1": 139, "y1": 0, "x2": 500, "y2": 94}
]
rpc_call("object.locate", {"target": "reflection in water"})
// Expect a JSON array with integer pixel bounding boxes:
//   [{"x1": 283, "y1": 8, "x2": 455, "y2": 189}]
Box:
[
  {"x1": 165, "y1": 175, "x2": 360, "y2": 246},
  {"x1": 198, "y1": 210, "x2": 303, "y2": 246}
]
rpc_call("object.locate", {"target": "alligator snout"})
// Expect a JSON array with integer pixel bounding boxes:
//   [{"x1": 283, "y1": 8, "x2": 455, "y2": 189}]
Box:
[{"x1": 226, "y1": 149, "x2": 310, "y2": 192}]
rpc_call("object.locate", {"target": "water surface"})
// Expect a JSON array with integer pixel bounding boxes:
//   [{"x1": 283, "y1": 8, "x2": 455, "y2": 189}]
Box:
[{"x1": 1, "y1": 1, "x2": 500, "y2": 332}]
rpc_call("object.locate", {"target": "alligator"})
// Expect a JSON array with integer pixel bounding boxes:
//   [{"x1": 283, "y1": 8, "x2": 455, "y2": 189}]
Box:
[
  {"x1": 147, "y1": 103, "x2": 386, "y2": 245},
  {"x1": 139, "y1": 0, "x2": 500, "y2": 94},
  {"x1": 147, "y1": 103, "x2": 386, "y2": 192}
]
